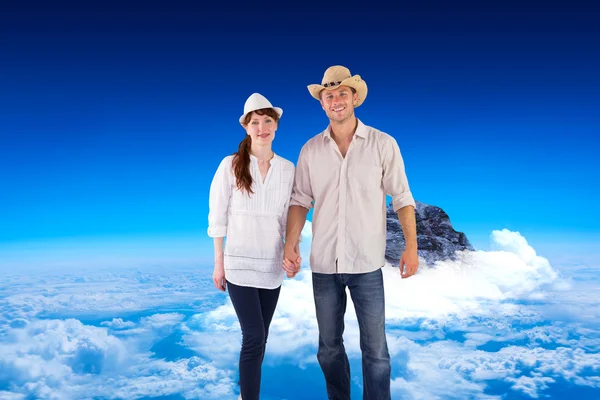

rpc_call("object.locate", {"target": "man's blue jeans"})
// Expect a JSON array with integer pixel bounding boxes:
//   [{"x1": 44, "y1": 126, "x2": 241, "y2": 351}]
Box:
[{"x1": 312, "y1": 268, "x2": 391, "y2": 400}]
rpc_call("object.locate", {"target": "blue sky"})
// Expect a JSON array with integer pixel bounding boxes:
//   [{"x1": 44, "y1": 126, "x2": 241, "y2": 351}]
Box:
[{"x1": 1, "y1": 1, "x2": 599, "y2": 259}]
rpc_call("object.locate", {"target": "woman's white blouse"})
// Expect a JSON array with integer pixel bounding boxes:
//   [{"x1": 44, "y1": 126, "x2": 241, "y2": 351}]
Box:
[{"x1": 208, "y1": 153, "x2": 295, "y2": 289}]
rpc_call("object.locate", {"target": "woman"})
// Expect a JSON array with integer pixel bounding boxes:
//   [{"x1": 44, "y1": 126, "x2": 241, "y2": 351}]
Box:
[{"x1": 207, "y1": 92, "x2": 300, "y2": 400}]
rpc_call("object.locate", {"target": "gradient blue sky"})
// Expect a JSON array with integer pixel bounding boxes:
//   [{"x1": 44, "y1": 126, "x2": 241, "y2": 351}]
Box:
[{"x1": 1, "y1": 1, "x2": 598, "y2": 258}]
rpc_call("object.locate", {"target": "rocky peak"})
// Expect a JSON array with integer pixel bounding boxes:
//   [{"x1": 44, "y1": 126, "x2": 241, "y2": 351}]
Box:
[{"x1": 386, "y1": 200, "x2": 474, "y2": 265}]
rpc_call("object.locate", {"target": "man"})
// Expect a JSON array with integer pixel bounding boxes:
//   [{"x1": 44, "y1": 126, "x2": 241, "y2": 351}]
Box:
[{"x1": 283, "y1": 65, "x2": 418, "y2": 400}]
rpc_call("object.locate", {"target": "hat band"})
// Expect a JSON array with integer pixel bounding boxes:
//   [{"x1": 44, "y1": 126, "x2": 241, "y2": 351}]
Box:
[{"x1": 323, "y1": 80, "x2": 342, "y2": 88}]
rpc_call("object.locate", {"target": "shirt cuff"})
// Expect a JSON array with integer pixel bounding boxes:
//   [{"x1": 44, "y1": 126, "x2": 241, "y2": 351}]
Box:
[
  {"x1": 290, "y1": 198, "x2": 312, "y2": 209},
  {"x1": 392, "y1": 192, "x2": 416, "y2": 212},
  {"x1": 207, "y1": 226, "x2": 227, "y2": 238}
]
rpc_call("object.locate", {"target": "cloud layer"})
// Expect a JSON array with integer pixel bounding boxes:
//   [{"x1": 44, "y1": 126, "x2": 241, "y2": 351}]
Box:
[{"x1": 0, "y1": 228, "x2": 599, "y2": 399}]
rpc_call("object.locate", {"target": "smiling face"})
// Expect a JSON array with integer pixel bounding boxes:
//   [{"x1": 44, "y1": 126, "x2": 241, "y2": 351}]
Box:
[
  {"x1": 320, "y1": 85, "x2": 358, "y2": 124},
  {"x1": 242, "y1": 109, "x2": 279, "y2": 147}
]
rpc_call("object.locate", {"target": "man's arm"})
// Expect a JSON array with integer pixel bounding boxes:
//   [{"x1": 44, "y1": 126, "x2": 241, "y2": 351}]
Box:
[
  {"x1": 283, "y1": 144, "x2": 313, "y2": 276},
  {"x1": 398, "y1": 205, "x2": 417, "y2": 250},
  {"x1": 381, "y1": 135, "x2": 418, "y2": 278},
  {"x1": 397, "y1": 205, "x2": 418, "y2": 278},
  {"x1": 285, "y1": 205, "x2": 309, "y2": 249}
]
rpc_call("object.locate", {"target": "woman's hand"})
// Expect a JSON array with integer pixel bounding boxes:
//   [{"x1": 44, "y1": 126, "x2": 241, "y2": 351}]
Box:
[{"x1": 213, "y1": 256, "x2": 226, "y2": 291}]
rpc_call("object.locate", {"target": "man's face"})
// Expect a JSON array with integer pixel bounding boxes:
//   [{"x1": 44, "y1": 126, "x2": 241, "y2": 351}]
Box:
[{"x1": 320, "y1": 85, "x2": 358, "y2": 124}]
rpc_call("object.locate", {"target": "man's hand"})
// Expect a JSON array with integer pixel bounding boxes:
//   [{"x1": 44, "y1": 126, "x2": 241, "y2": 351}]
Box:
[
  {"x1": 283, "y1": 242, "x2": 301, "y2": 278},
  {"x1": 397, "y1": 205, "x2": 418, "y2": 279},
  {"x1": 400, "y1": 247, "x2": 418, "y2": 279}
]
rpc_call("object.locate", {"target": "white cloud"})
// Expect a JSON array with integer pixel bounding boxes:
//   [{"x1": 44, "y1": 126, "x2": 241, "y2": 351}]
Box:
[
  {"x1": 0, "y1": 391, "x2": 25, "y2": 399},
  {"x1": 100, "y1": 318, "x2": 136, "y2": 329},
  {"x1": 435, "y1": 344, "x2": 600, "y2": 397},
  {"x1": 181, "y1": 305, "x2": 243, "y2": 367},
  {"x1": 384, "y1": 334, "x2": 600, "y2": 399},
  {"x1": 0, "y1": 318, "x2": 129, "y2": 394},
  {"x1": 0, "y1": 317, "x2": 238, "y2": 399},
  {"x1": 79, "y1": 356, "x2": 236, "y2": 399},
  {"x1": 384, "y1": 336, "x2": 500, "y2": 399},
  {"x1": 379, "y1": 229, "x2": 560, "y2": 324},
  {"x1": 140, "y1": 312, "x2": 185, "y2": 329},
  {"x1": 506, "y1": 375, "x2": 555, "y2": 398},
  {"x1": 0, "y1": 265, "x2": 215, "y2": 323}
]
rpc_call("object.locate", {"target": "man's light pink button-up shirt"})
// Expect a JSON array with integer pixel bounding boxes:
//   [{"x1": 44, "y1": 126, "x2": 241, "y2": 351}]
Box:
[{"x1": 290, "y1": 119, "x2": 415, "y2": 274}]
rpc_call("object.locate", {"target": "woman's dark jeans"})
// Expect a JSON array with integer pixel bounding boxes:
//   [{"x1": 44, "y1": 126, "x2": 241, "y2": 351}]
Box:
[{"x1": 227, "y1": 280, "x2": 281, "y2": 400}]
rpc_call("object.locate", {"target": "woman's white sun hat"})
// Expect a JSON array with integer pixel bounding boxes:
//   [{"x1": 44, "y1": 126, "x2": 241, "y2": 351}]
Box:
[{"x1": 239, "y1": 93, "x2": 283, "y2": 124}]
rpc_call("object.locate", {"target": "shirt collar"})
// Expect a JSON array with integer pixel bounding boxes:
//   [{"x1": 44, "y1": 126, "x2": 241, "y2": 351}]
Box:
[
  {"x1": 249, "y1": 152, "x2": 278, "y2": 164},
  {"x1": 322, "y1": 118, "x2": 368, "y2": 140}
]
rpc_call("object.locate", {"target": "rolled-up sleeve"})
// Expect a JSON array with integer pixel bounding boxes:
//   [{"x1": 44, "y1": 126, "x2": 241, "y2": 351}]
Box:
[
  {"x1": 207, "y1": 156, "x2": 232, "y2": 238},
  {"x1": 382, "y1": 137, "x2": 416, "y2": 212},
  {"x1": 290, "y1": 145, "x2": 314, "y2": 210}
]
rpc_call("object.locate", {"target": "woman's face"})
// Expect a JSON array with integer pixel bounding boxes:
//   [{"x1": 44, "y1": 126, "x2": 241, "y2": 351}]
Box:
[{"x1": 244, "y1": 112, "x2": 277, "y2": 146}]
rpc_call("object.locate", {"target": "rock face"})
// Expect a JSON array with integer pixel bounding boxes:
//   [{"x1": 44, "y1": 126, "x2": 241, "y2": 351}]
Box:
[{"x1": 386, "y1": 201, "x2": 474, "y2": 265}]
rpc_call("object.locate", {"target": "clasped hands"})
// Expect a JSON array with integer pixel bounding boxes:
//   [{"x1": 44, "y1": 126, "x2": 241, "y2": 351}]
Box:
[{"x1": 283, "y1": 242, "x2": 301, "y2": 278}]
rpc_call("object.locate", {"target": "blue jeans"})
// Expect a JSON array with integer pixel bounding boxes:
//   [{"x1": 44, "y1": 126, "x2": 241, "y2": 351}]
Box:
[
  {"x1": 227, "y1": 280, "x2": 281, "y2": 400},
  {"x1": 312, "y1": 268, "x2": 391, "y2": 400}
]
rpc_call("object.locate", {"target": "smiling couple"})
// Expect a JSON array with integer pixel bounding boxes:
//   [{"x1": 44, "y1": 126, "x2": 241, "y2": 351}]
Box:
[{"x1": 208, "y1": 65, "x2": 418, "y2": 400}]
